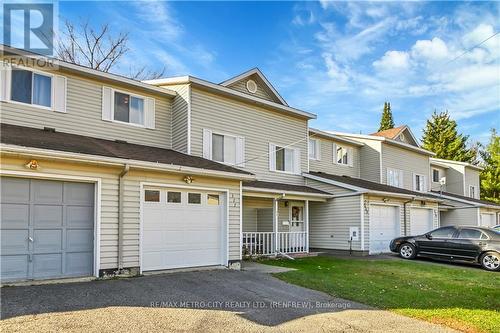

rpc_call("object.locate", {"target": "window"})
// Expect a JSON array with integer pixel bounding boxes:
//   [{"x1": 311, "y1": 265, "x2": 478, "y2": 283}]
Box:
[
  {"x1": 387, "y1": 168, "x2": 403, "y2": 188},
  {"x1": 309, "y1": 139, "x2": 320, "y2": 160},
  {"x1": 429, "y1": 227, "x2": 456, "y2": 239},
  {"x1": 11, "y1": 69, "x2": 52, "y2": 108},
  {"x1": 275, "y1": 146, "x2": 294, "y2": 172},
  {"x1": 144, "y1": 190, "x2": 160, "y2": 202},
  {"x1": 114, "y1": 91, "x2": 144, "y2": 125},
  {"x1": 335, "y1": 145, "x2": 349, "y2": 165},
  {"x1": 414, "y1": 174, "x2": 427, "y2": 192},
  {"x1": 207, "y1": 194, "x2": 220, "y2": 205},
  {"x1": 457, "y1": 228, "x2": 484, "y2": 240},
  {"x1": 167, "y1": 191, "x2": 181, "y2": 203},
  {"x1": 188, "y1": 193, "x2": 201, "y2": 204},
  {"x1": 469, "y1": 186, "x2": 476, "y2": 198},
  {"x1": 432, "y1": 169, "x2": 440, "y2": 183},
  {"x1": 212, "y1": 133, "x2": 236, "y2": 165}
]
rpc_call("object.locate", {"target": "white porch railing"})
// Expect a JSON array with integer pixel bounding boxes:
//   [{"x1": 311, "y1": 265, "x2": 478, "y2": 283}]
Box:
[{"x1": 242, "y1": 232, "x2": 307, "y2": 256}]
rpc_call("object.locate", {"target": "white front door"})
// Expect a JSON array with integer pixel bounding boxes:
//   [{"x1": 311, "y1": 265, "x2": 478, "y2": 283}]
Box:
[
  {"x1": 142, "y1": 187, "x2": 225, "y2": 271},
  {"x1": 410, "y1": 208, "x2": 434, "y2": 235},
  {"x1": 289, "y1": 202, "x2": 304, "y2": 232},
  {"x1": 480, "y1": 213, "x2": 496, "y2": 227},
  {"x1": 369, "y1": 205, "x2": 400, "y2": 254}
]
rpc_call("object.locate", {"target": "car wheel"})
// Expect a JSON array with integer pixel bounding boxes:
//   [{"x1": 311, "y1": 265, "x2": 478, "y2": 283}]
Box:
[
  {"x1": 399, "y1": 243, "x2": 416, "y2": 259},
  {"x1": 480, "y1": 252, "x2": 500, "y2": 271}
]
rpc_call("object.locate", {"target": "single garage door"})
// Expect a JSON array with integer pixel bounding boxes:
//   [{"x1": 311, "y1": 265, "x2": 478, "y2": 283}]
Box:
[
  {"x1": 142, "y1": 187, "x2": 225, "y2": 271},
  {"x1": 480, "y1": 213, "x2": 496, "y2": 227},
  {"x1": 369, "y1": 205, "x2": 399, "y2": 254},
  {"x1": 410, "y1": 208, "x2": 434, "y2": 235},
  {"x1": 1, "y1": 177, "x2": 94, "y2": 282}
]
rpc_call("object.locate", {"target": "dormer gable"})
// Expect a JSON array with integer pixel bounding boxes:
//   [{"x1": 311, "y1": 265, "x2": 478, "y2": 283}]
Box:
[
  {"x1": 219, "y1": 68, "x2": 288, "y2": 106},
  {"x1": 371, "y1": 125, "x2": 420, "y2": 147}
]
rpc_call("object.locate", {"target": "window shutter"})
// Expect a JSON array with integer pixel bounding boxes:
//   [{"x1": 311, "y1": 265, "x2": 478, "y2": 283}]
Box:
[
  {"x1": 347, "y1": 147, "x2": 354, "y2": 167},
  {"x1": 332, "y1": 143, "x2": 337, "y2": 164},
  {"x1": 236, "y1": 136, "x2": 245, "y2": 167},
  {"x1": 316, "y1": 140, "x2": 321, "y2": 161},
  {"x1": 269, "y1": 143, "x2": 276, "y2": 171},
  {"x1": 101, "y1": 87, "x2": 113, "y2": 121},
  {"x1": 53, "y1": 75, "x2": 67, "y2": 113},
  {"x1": 145, "y1": 97, "x2": 155, "y2": 129},
  {"x1": 293, "y1": 148, "x2": 301, "y2": 175},
  {"x1": 0, "y1": 66, "x2": 11, "y2": 101},
  {"x1": 203, "y1": 129, "x2": 212, "y2": 159}
]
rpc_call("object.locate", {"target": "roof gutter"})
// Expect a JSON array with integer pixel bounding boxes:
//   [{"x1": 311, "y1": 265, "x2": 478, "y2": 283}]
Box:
[
  {"x1": 118, "y1": 164, "x2": 130, "y2": 271},
  {"x1": 0, "y1": 144, "x2": 256, "y2": 181},
  {"x1": 242, "y1": 186, "x2": 333, "y2": 199}
]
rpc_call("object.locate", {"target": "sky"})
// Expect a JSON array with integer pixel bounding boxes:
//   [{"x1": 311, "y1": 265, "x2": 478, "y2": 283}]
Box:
[{"x1": 26, "y1": 1, "x2": 500, "y2": 144}]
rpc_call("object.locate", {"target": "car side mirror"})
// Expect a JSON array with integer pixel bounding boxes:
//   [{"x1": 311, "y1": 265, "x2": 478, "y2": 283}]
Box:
[{"x1": 425, "y1": 234, "x2": 432, "y2": 240}]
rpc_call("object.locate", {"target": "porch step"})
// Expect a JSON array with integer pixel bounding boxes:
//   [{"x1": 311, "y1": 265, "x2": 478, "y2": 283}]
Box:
[{"x1": 288, "y1": 252, "x2": 320, "y2": 258}]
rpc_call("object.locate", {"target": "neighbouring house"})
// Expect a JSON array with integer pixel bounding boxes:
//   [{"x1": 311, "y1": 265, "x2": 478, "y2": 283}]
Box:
[{"x1": 1, "y1": 46, "x2": 499, "y2": 283}]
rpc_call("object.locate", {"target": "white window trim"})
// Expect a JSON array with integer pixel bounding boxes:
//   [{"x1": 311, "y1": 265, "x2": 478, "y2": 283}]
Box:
[
  {"x1": 110, "y1": 87, "x2": 148, "y2": 128},
  {"x1": 7, "y1": 65, "x2": 55, "y2": 111},
  {"x1": 269, "y1": 142, "x2": 301, "y2": 175},
  {"x1": 413, "y1": 173, "x2": 427, "y2": 192},
  {"x1": 432, "y1": 168, "x2": 441, "y2": 183},
  {"x1": 203, "y1": 128, "x2": 245, "y2": 167},
  {"x1": 333, "y1": 143, "x2": 353, "y2": 167},
  {"x1": 309, "y1": 138, "x2": 321, "y2": 161},
  {"x1": 387, "y1": 167, "x2": 404, "y2": 188},
  {"x1": 469, "y1": 185, "x2": 477, "y2": 198}
]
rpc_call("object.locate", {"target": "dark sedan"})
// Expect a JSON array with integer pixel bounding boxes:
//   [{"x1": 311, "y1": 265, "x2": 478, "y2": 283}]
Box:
[{"x1": 390, "y1": 226, "x2": 500, "y2": 271}]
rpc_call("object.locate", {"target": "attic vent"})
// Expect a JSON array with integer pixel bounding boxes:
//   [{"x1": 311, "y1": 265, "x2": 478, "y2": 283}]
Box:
[{"x1": 246, "y1": 79, "x2": 257, "y2": 94}]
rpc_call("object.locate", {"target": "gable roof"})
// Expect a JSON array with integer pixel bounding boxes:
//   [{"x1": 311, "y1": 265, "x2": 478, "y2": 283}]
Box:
[
  {"x1": 430, "y1": 158, "x2": 483, "y2": 171},
  {"x1": 1, "y1": 123, "x2": 254, "y2": 179},
  {"x1": 309, "y1": 128, "x2": 364, "y2": 147},
  {"x1": 305, "y1": 171, "x2": 441, "y2": 201},
  {"x1": 243, "y1": 180, "x2": 332, "y2": 197},
  {"x1": 219, "y1": 68, "x2": 288, "y2": 106},
  {"x1": 429, "y1": 191, "x2": 500, "y2": 208},
  {"x1": 371, "y1": 125, "x2": 419, "y2": 147}
]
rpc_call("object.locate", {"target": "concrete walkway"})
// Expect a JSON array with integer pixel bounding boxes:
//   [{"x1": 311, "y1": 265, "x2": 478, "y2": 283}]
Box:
[{"x1": 241, "y1": 261, "x2": 297, "y2": 273}]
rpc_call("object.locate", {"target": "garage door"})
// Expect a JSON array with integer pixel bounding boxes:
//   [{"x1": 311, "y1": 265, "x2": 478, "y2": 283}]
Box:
[
  {"x1": 369, "y1": 205, "x2": 399, "y2": 254},
  {"x1": 142, "y1": 187, "x2": 225, "y2": 271},
  {"x1": 480, "y1": 213, "x2": 496, "y2": 227},
  {"x1": 410, "y1": 208, "x2": 434, "y2": 235},
  {"x1": 1, "y1": 177, "x2": 94, "y2": 282}
]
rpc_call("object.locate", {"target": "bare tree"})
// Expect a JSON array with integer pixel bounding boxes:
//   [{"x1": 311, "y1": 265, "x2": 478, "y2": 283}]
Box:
[{"x1": 57, "y1": 19, "x2": 164, "y2": 80}]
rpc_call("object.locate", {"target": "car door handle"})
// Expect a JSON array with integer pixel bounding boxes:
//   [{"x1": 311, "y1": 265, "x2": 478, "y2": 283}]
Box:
[
  {"x1": 28, "y1": 237, "x2": 34, "y2": 242},
  {"x1": 478, "y1": 242, "x2": 487, "y2": 246}
]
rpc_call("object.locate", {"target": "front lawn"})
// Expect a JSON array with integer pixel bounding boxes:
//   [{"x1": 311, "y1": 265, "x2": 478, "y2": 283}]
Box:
[{"x1": 261, "y1": 256, "x2": 500, "y2": 333}]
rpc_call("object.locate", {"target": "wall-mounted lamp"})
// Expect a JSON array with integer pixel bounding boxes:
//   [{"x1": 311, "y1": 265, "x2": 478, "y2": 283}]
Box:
[
  {"x1": 420, "y1": 200, "x2": 426, "y2": 206},
  {"x1": 25, "y1": 159, "x2": 40, "y2": 170},
  {"x1": 183, "y1": 175, "x2": 194, "y2": 184},
  {"x1": 284, "y1": 201, "x2": 289, "y2": 207},
  {"x1": 382, "y1": 197, "x2": 389, "y2": 203}
]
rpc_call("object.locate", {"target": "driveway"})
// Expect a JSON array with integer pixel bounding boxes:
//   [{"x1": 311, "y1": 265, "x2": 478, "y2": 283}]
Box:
[{"x1": 1, "y1": 269, "x2": 455, "y2": 332}]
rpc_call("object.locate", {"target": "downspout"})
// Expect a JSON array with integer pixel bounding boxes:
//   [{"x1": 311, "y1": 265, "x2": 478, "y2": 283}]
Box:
[
  {"x1": 118, "y1": 164, "x2": 130, "y2": 271},
  {"x1": 403, "y1": 198, "x2": 414, "y2": 236}
]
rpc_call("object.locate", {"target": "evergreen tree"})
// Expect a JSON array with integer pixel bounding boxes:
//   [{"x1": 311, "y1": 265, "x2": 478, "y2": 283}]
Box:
[
  {"x1": 421, "y1": 110, "x2": 477, "y2": 163},
  {"x1": 378, "y1": 102, "x2": 395, "y2": 131},
  {"x1": 480, "y1": 129, "x2": 500, "y2": 203}
]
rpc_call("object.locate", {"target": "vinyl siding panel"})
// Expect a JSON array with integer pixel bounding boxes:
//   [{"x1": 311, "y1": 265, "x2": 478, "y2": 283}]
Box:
[
  {"x1": 443, "y1": 164, "x2": 465, "y2": 196},
  {"x1": 382, "y1": 144, "x2": 430, "y2": 191},
  {"x1": 242, "y1": 197, "x2": 273, "y2": 232},
  {"x1": 309, "y1": 137, "x2": 360, "y2": 177},
  {"x1": 226, "y1": 77, "x2": 278, "y2": 103},
  {"x1": 440, "y1": 207, "x2": 479, "y2": 227},
  {"x1": 1, "y1": 69, "x2": 173, "y2": 148},
  {"x1": 164, "y1": 84, "x2": 190, "y2": 153},
  {"x1": 430, "y1": 165, "x2": 447, "y2": 191},
  {"x1": 480, "y1": 207, "x2": 500, "y2": 226},
  {"x1": 464, "y1": 168, "x2": 480, "y2": 199},
  {"x1": 304, "y1": 178, "x2": 356, "y2": 196},
  {"x1": 354, "y1": 139, "x2": 382, "y2": 183},
  {"x1": 190, "y1": 88, "x2": 308, "y2": 185}
]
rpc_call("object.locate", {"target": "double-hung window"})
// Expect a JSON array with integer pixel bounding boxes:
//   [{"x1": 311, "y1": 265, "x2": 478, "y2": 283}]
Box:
[
  {"x1": 334, "y1": 144, "x2": 352, "y2": 166},
  {"x1": 114, "y1": 91, "x2": 144, "y2": 125},
  {"x1": 269, "y1": 143, "x2": 300, "y2": 174},
  {"x1": 11, "y1": 68, "x2": 52, "y2": 108},
  {"x1": 309, "y1": 138, "x2": 320, "y2": 160},
  {"x1": 203, "y1": 129, "x2": 245, "y2": 166},
  {"x1": 432, "y1": 169, "x2": 440, "y2": 183},
  {"x1": 387, "y1": 168, "x2": 404, "y2": 188},
  {"x1": 413, "y1": 173, "x2": 427, "y2": 192},
  {"x1": 469, "y1": 185, "x2": 476, "y2": 198}
]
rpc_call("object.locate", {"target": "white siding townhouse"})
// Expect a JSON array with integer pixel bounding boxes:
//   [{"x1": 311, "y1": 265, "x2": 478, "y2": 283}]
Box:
[{"x1": 1, "y1": 47, "x2": 499, "y2": 283}]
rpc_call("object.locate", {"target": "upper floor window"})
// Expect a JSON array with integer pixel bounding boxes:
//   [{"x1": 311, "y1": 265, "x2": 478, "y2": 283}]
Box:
[
  {"x1": 334, "y1": 144, "x2": 352, "y2": 166},
  {"x1": 469, "y1": 185, "x2": 476, "y2": 198},
  {"x1": 101, "y1": 87, "x2": 155, "y2": 129},
  {"x1": 203, "y1": 129, "x2": 245, "y2": 166},
  {"x1": 269, "y1": 143, "x2": 300, "y2": 174},
  {"x1": 114, "y1": 91, "x2": 144, "y2": 125},
  {"x1": 11, "y1": 69, "x2": 52, "y2": 108},
  {"x1": 309, "y1": 139, "x2": 320, "y2": 160},
  {"x1": 413, "y1": 173, "x2": 427, "y2": 192},
  {"x1": 387, "y1": 168, "x2": 403, "y2": 188},
  {"x1": 432, "y1": 169, "x2": 440, "y2": 183}
]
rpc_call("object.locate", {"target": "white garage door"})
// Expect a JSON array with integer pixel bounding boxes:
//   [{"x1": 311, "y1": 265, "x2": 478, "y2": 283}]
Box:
[
  {"x1": 369, "y1": 205, "x2": 399, "y2": 254},
  {"x1": 410, "y1": 208, "x2": 434, "y2": 235},
  {"x1": 480, "y1": 213, "x2": 496, "y2": 227},
  {"x1": 142, "y1": 187, "x2": 225, "y2": 271}
]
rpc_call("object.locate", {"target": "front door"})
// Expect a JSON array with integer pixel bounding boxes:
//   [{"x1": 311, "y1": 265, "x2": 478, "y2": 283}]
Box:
[{"x1": 289, "y1": 202, "x2": 304, "y2": 232}]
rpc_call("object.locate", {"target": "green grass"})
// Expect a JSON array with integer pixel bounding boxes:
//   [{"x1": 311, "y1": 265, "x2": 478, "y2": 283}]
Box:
[{"x1": 260, "y1": 256, "x2": 500, "y2": 333}]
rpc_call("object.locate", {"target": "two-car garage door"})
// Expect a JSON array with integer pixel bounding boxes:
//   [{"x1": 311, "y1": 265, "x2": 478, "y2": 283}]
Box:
[
  {"x1": 142, "y1": 187, "x2": 226, "y2": 271},
  {"x1": 1, "y1": 177, "x2": 95, "y2": 282}
]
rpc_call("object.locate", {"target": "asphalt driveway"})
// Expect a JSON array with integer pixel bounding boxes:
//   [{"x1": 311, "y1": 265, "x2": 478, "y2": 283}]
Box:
[{"x1": 1, "y1": 269, "x2": 456, "y2": 332}]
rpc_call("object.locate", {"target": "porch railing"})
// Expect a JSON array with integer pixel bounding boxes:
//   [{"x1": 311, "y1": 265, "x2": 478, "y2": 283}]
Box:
[{"x1": 242, "y1": 231, "x2": 307, "y2": 256}]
